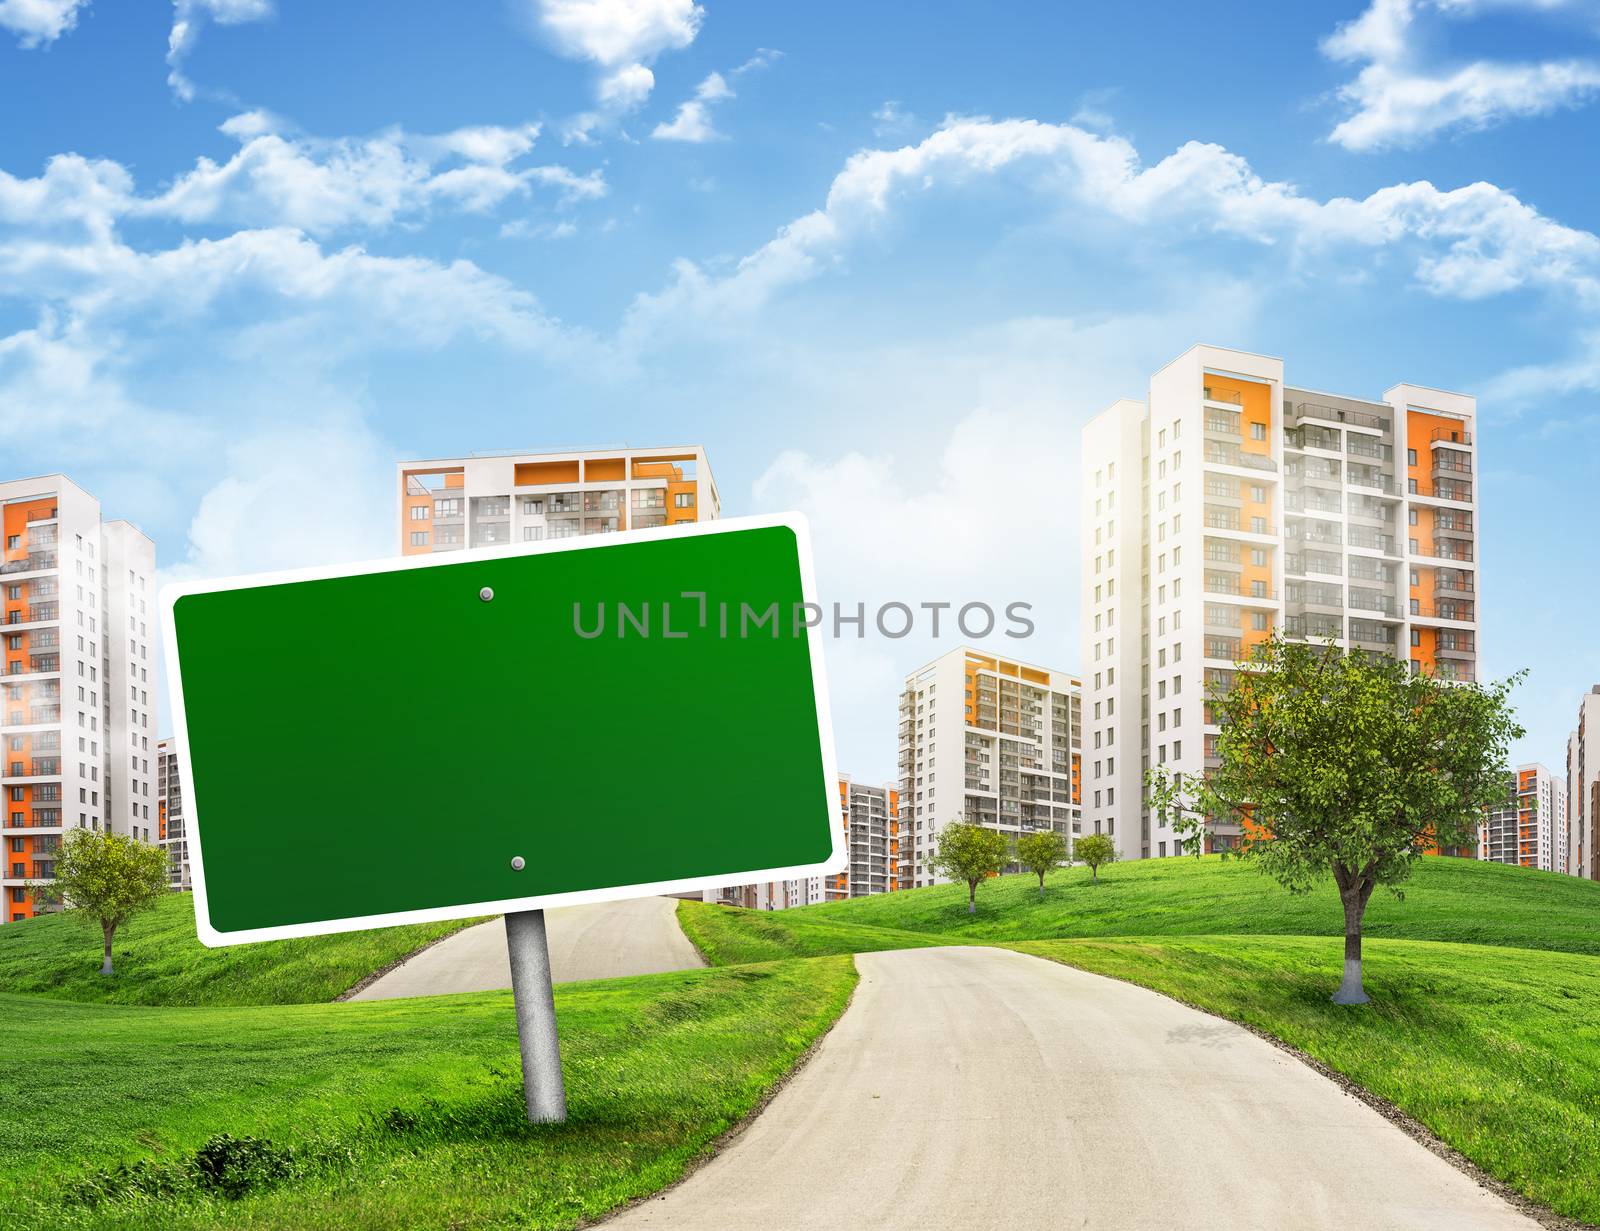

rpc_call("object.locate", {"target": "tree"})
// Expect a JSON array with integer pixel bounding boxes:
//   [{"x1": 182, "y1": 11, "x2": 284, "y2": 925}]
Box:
[
  {"x1": 1146, "y1": 636, "x2": 1521, "y2": 1006},
  {"x1": 925, "y1": 820, "x2": 1010, "y2": 914},
  {"x1": 30, "y1": 829, "x2": 170, "y2": 976},
  {"x1": 1073, "y1": 833, "x2": 1117, "y2": 882},
  {"x1": 1015, "y1": 829, "x2": 1068, "y2": 899}
]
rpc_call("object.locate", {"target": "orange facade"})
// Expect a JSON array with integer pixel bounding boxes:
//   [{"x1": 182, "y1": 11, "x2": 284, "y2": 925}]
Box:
[{"x1": 3, "y1": 494, "x2": 60, "y2": 920}]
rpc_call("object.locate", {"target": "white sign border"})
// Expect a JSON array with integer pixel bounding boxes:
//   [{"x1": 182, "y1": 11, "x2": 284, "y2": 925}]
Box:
[{"x1": 160, "y1": 511, "x2": 845, "y2": 947}]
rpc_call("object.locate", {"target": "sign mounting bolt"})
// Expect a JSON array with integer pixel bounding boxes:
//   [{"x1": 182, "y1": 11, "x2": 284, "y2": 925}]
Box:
[
  {"x1": 479, "y1": 586, "x2": 494, "y2": 602},
  {"x1": 510, "y1": 856, "x2": 526, "y2": 871}
]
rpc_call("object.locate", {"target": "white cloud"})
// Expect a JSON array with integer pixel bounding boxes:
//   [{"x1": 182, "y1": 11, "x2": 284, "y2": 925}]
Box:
[
  {"x1": 532, "y1": 0, "x2": 703, "y2": 116},
  {"x1": 0, "y1": 0, "x2": 88, "y2": 47},
  {"x1": 624, "y1": 115, "x2": 1600, "y2": 343},
  {"x1": 167, "y1": 0, "x2": 275, "y2": 102},
  {"x1": 872, "y1": 100, "x2": 917, "y2": 139},
  {"x1": 652, "y1": 71, "x2": 732, "y2": 142},
  {"x1": 1322, "y1": 0, "x2": 1600, "y2": 150},
  {"x1": 4, "y1": 114, "x2": 602, "y2": 237}
]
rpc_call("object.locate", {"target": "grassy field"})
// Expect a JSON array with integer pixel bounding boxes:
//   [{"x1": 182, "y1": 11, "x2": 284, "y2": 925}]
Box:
[
  {"x1": 1017, "y1": 935, "x2": 1600, "y2": 1226},
  {"x1": 678, "y1": 854, "x2": 1600, "y2": 964},
  {"x1": 0, "y1": 956, "x2": 857, "y2": 1230},
  {"x1": 0, "y1": 894, "x2": 482, "y2": 1006}
]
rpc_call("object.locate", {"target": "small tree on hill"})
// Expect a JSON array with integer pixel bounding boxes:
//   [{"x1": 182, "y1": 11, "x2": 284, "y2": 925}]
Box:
[
  {"x1": 1016, "y1": 829, "x2": 1068, "y2": 900},
  {"x1": 1146, "y1": 636, "x2": 1521, "y2": 1006},
  {"x1": 1073, "y1": 833, "x2": 1117, "y2": 882},
  {"x1": 30, "y1": 829, "x2": 170, "y2": 976},
  {"x1": 926, "y1": 820, "x2": 1009, "y2": 914}
]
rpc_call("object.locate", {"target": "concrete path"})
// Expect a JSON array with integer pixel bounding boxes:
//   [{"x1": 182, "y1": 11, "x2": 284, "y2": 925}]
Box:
[
  {"x1": 350, "y1": 895, "x2": 703, "y2": 1000},
  {"x1": 605, "y1": 946, "x2": 1536, "y2": 1231}
]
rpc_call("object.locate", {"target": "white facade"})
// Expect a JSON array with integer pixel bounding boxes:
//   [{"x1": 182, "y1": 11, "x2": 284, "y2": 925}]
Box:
[
  {"x1": 1568, "y1": 687, "x2": 1600, "y2": 879},
  {"x1": 158, "y1": 736, "x2": 191, "y2": 890},
  {"x1": 1480, "y1": 763, "x2": 1564, "y2": 872},
  {"x1": 1082, "y1": 345, "x2": 1482, "y2": 860},
  {"x1": 898, "y1": 646, "x2": 1081, "y2": 888},
  {"x1": 2, "y1": 476, "x2": 157, "y2": 923},
  {"x1": 397, "y1": 446, "x2": 719, "y2": 554}
]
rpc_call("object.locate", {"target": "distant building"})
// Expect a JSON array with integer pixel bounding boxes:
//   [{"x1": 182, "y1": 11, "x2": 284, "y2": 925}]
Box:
[
  {"x1": 898, "y1": 647, "x2": 1082, "y2": 889},
  {"x1": 396, "y1": 446, "x2": 719, "y2": 554},
  {"x1": 1479, "y1": 763, "x2": 1564, "y2": 872},
  {"x1": 2, "y1": 475, "x2": 157, "y2": 924},
  {"x1": 157, "y1": 737, "x2": 191, "y2": 891},
  {"x1": 705, "y1": 775, "x2": 902, "y2": 910},
  {"x1": 1569, "y1": 687, "x2": 1600, "y2": 879}
]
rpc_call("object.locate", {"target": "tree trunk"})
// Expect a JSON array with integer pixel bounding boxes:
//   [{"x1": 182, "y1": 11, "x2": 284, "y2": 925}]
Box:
[
  {"x1": 101, "y1": 919, "x2": 115, "y2": 977},
  {"x1": 1331, "y1": 869, "x2": 1376, "y2": 1005},
  {"x1": 1091, "y1": 863, "x2": 1098, "y2": 882},
  {"x1": 1037, "y1": 871, "x2": 1045, "y2": 900},
  {"x1": 967, "y1": 881, "x2": 977, "y2": 914}
]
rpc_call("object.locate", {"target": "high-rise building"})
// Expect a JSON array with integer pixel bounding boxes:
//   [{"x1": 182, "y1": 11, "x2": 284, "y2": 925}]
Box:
[
  {"x1": 820, "y1": 776, "x2": 902, "y2": 902},
  {"x1": 898, "y1": 647, "x2": 1082, "y2": 889},
  {"x1": 1480, "y1": 763, "x2": 1564, "y2": 872},
  {"x1": 396, "y1": 446, "x2": 719, "y2": 554},
  {"x1": 2, "y1": 475, "x2": 158, "y2": 924},
  {"x1": 157, "y1": 736, "x2": 191, "y2": 891},
  {"x1": 1568, "y1": 687, "x2": 1600, "y2": 879},
  {"x1": 706, "y1": 775, "x2": 902, "y2": 910},
  {"x1": 1082, "y1": 345, "x2": 1481, "y2": 860}
]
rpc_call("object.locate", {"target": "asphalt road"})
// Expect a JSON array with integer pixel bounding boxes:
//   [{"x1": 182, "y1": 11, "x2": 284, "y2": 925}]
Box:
[
  {"x1": 605, "y1": 946, "x2": 1537, "y2": 1230},
  {"x1": 349, "y1": 895, "x2": 704, "y2": 999}
]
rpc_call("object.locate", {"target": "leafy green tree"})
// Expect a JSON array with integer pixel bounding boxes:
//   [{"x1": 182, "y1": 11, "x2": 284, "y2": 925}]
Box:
[
  {"x1": 30, "y1": 829, "x2": 170, "y2": 976},
  {"x1": 1146, "y1": 636, "x2": 1521, "y2": 1005},
  {"x1": 1015, "y1": 829, "x2": 1069, "y2": 899},
  {"x1": 1073, "y1": 833, "x2": 1117, "y2": 882},
  {"x1": 925, "y1": 820, "x2": 1010, "y2": 914}
]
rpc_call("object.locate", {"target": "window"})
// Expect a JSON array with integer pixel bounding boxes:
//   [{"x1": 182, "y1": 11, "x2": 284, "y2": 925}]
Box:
[
  {"x1": 674, "y1": 492, "x2": 696, "y2": 508},
  {"x1": 409, "y1": 532, "x2": 429, "y2": 547},
  {"x1": 1407, "y1": 448, "x2": 1418, "y2": 466},
  {"x1": 1250, "y1": 422, "x2": 1267, "y2": 441},
  {"x1": 409, "y1": 506, "x2": 428, "y2": 521}
]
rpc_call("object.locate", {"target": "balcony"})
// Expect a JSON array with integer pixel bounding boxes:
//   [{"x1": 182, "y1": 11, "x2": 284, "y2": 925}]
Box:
[
  {"x1": 1413, "y1": 543, "x2": 1474, "y2": 563},
  {"x1": 1205, "y1": 444, "x2": 1277, "y2": 473},
  {"x1": 1296, "y1": 402, "x2": 1390, "y2": 433},
  {"x1": 0, "y1": 553, "x2": 57, "y2": 576},
  {"x1": 1411, "y1": 602, "x2": 1476, "y2": 623},
  {"x1": 1204, "y1": 410, "x2": 1242, "y2": 437},
  {"x1": 1347, "y1": 438, "x2": 1393, "y2": 461},
  {"x1": 1347, "y1": 528, "x2": 1396, "y2": 553},
  {"x1": 1430, "y1": 427, "x2": 1471, "y2": 449},
  {"x1": 1202, "y1": 386, "x2": 1243, "y2": 406},
  {"x1": 1435, "y1": 572, "x2": 1475, "y2": 599}
]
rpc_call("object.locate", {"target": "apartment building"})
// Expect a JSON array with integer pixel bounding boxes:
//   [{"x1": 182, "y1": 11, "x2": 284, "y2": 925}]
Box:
[
  {"x1": 898, "y1": 647, "x2": 1082, "y2": 889},
  {"x1": 157, "y1": 736, "x2": 191, "y2": 891},
  {"x1": 1568, "y1": 687, "x2": 1600, "y2": 879},
  {"x1": 396, "y1": 446, "x2": 719, "y2": 554},
  {"x1": 1480, "y1": 763, "x2": 1564, "y2": 872},
  {"x1": 1082, "y1": 345, "x2": 1481, "y2": 860},
  {"x1": 2, "y1": 476, "x2": 158, "y2": 924},
  {"x1": 704, "y1": 775, "x2": 901, "y2": 909}
]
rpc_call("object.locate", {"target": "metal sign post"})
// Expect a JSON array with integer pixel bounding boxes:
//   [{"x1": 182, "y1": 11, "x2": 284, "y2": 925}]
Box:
[
  {"x1": 505, "y1": 909, "x2": 567, "y2": 1123},
  {"x1": 161, "y1": 515, "x2": 843, "y2": 1131}
]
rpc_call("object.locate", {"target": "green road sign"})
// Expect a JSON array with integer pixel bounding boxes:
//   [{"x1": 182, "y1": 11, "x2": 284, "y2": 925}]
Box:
[{"x1": 162, "y1": 515, "x2": 841, "y2": 946}]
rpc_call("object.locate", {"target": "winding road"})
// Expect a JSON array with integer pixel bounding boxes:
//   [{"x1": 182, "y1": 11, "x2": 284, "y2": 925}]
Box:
[
  {"x1": 349, "y1": 895, "x2": 703, "y2": 999},
  {"x1": 605, "y1": 946, "x2": 1536, "y2": 1230}
]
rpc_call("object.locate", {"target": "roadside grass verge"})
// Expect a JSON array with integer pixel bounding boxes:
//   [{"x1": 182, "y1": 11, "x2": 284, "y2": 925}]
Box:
[
  {"x1": 0, "y1": 955, "x2": 857, "y2": 1229},
  {"x1": 0, "y1": 894, "x2": 483, "y2": 1006},
  {"x1": 677, "y1": 901, "x2": 950, "y2": 965},
  {"x1": 1016, "y1": 934, "x2": 1600, "y2": 1227},
  {"x1": 681, "y1": 856, "x2": 1600, "y2": 964}
]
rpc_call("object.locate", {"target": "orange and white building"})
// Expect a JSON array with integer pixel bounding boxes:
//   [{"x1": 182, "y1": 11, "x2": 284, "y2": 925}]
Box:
[
  {"x1": 396, "y1": 446, "x2": 719, "y2": 554},
  {"x1": 1082, "y1": 345, "x2": 1482, "y2": 860},
  {"x1": 2, "y1": 475, "x2": 157, "y2": 924},
  {"x1": 708, "y1": 775, "x2": 901, "y2": 909},
  {"x1": 1480, "y1": 763, "x2": 1564, "y2": 872},
  {"x1": 898, "y1": 647, "x2": 1082, "y2": 889},
  {"x1": 157, "y1": 736, "x2": 191, "y2": 891}
]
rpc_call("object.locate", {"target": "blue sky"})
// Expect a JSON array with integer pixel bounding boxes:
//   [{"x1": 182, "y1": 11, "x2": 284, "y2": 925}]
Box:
[{"x1": 3, "y1": 0, "x2": 1598, "y2": 782}]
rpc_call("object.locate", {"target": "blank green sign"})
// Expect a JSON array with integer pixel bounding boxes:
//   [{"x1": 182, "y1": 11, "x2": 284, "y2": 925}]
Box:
[{"x1": 168, "y1": 522, "x2": 835, "y2": 941}]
